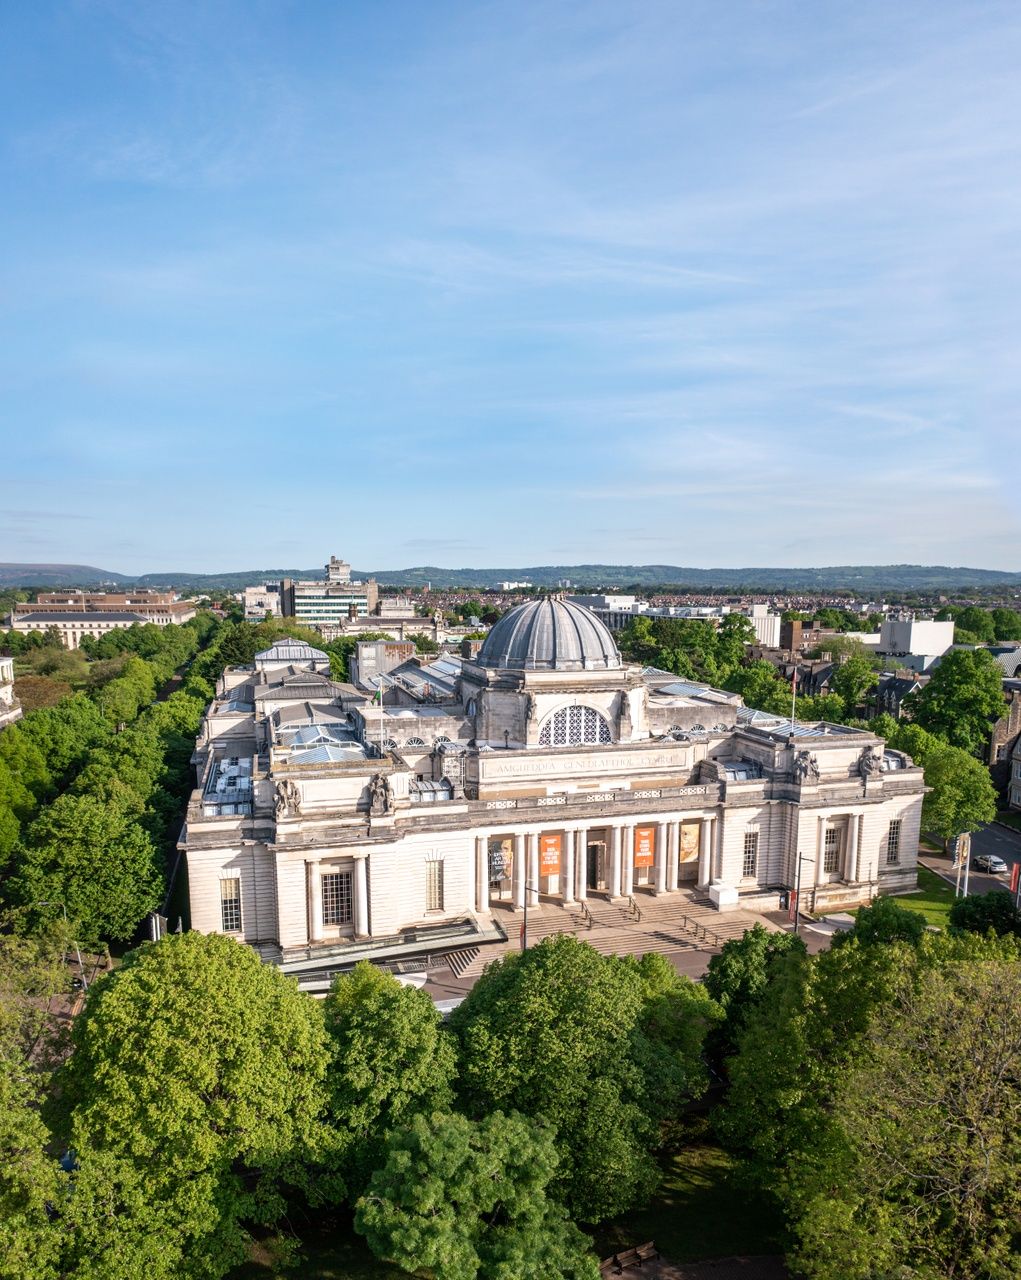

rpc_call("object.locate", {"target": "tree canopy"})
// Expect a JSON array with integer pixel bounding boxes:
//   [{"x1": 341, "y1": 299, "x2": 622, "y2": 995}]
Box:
[
  {"x1": 449, "y1": 935, "x2": 717, "y2": 1221},
  {"x1": 356, "y1": 1110, "x2": 598, "y2": 1280},
  {"x1": 323, "y1": 961, "x2": 457, "y2": 1195},
  {"x1": 905, "y1": 647, "x2": 1007, "y2": 756},
  {"x1": 57, "y1": 932, "x2": 335, "y2": 1280}
]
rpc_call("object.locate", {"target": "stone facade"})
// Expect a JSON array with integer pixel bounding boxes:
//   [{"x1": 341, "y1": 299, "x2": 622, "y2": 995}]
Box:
[{"x1": 181, "y1": 607, "x2": 924, "y2": 972}]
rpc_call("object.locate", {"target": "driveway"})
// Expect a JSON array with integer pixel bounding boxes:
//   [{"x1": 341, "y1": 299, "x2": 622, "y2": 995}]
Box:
[{"x1": 921, "y1": 821, "x2": 1021, "y2": 896}]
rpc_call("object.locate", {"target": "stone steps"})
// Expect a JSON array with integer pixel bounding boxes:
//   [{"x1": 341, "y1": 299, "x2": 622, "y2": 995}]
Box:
[{"x1": 454, "y1": 894, "x2": 775, "y2": 980}]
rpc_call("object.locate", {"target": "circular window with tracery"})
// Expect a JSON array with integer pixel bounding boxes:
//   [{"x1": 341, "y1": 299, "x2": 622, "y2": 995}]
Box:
[{"x1": 538, "y1": 705, "x2": 612, "y2": 747}]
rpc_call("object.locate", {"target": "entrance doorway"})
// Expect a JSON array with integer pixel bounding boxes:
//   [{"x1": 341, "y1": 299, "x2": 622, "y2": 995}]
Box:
[
  {"x1": 678, "y1": 822, "x2": 700, "y2": 884},
  {"x1": 586, "y1": 835, "x2": 609, "y2": 892}
]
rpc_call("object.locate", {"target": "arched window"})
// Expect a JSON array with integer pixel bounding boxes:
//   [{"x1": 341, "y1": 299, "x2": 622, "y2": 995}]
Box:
[
  {"x1": 406, "y1": 737, "x2": 426, "y2": 749},
  {"x1": 538, "y1": 705, "x2": 612, "y2": 747}
]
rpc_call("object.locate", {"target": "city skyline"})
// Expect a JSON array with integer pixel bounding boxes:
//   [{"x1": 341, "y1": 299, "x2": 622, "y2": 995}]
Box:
[{"x1": 4, "y1": 1, "x2": 1021, "y2": 572}]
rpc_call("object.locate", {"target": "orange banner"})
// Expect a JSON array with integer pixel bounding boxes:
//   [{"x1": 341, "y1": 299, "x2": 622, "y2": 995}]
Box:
[
  {"x1": 634, "y1": 825, "x2": 656, "y2": 868},
  {"x1": 539, "y1": 833, "x2": 562, "y2": 876}
]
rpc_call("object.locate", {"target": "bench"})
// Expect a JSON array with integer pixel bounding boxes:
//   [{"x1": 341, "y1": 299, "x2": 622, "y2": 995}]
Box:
[{"x1": 599, "y1": 1241, "x2": 659, "y2": 1275}]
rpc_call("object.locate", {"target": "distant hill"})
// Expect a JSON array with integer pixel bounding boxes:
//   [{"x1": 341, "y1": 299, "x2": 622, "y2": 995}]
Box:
[
  {"x1": 0, "y1": 562, "x2": 133, "y2": 587},
  {"x1": 1, "y1": 561, "x2": 1019, "y2": 593},
  {"x1": 359, "y1": 564, "x2": 1021, "y2": 592}
]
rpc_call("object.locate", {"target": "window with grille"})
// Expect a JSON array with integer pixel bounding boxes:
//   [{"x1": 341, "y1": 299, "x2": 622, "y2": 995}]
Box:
[
  {"x1": 322, "y1": 871, "x2": 353, "y2": 926},
  {"x1": 742, "y1": 830, "x2": 759, "y2": 878},
  {"x1": 823, "y1": 827, "x2": 841, "y2": 873},
  {"x1": 886, "y1": 820, "x2": 901, "y2": 866},
  {"x1": 538, "y1": 705, "x2": 612, "y2": 747},
  {"x1": 426, "y1": 860, "x2": 444, "y2": 912},
  {"x1": 220, "y1": 878, "x2": 242, "y2": 932}
]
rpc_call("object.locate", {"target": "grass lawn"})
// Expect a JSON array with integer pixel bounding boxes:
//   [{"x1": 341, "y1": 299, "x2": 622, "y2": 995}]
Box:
[
  {"x1": 879, "y1": 865, "x2": 956, "y2": 930},
  {"x1": 997, "y1": 809, "x2": 1021, "y2": 833},
  {"x1": 591, "y1": 1123, "x2": 785, "y2": 1264}
]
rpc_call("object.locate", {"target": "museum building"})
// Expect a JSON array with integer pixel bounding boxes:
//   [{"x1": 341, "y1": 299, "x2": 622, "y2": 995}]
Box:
[{"x1": 181, "y1": 599, "x2": 924, "y2": 974}]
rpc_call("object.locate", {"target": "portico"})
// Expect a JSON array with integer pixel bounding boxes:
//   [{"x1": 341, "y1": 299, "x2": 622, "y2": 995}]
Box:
[{"x1": 471, "y1": 812, "x2": 721, "y2": 913}]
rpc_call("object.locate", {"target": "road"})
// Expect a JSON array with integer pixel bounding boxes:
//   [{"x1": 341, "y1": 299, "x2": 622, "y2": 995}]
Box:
[{"x1": 921, "y1": 821, "x2": 1021, "y2": 897}]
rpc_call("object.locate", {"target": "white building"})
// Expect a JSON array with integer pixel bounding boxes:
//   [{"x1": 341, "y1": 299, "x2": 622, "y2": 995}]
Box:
[
  {"x1": 743, "y1": 604, "x2": 780, "y2": 648},
  {"x1": 0, "y1": 656, "x2": 21, "y2": 729},
  {"x1": 181, "y1": 600, "x2": 923, "y2": 979},
  {"x1": 878, "y1": 614, "x2": 955, "y2": 671},
  {"x1": 243, "y1": 583, "x2": 283, "y2": 621}
]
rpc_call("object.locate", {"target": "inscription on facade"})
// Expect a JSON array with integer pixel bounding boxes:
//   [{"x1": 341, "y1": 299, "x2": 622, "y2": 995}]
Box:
[{"x1": 482, "y1": 750, "x2": 684, "y2": 779}]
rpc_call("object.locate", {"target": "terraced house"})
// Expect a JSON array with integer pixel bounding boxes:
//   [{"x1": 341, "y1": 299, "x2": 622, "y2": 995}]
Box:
[{"x1": 181, "y1": 598, "x2": 924, "y2": 980}]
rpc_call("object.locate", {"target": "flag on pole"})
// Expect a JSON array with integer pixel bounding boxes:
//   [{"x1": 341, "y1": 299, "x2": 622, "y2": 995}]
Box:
[
  {"x1": 1011, "y1": 861, "x2": 1020, "y2": 896},
  {"x1": 787, "y1": 890, "x2": 798, "y2": 923}
]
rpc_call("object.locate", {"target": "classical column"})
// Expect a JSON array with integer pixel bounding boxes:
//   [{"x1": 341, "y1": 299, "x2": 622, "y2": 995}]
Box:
[
  {"x1": 513, "y1": 834, "x2": 525, "y2": 910},
  {"x1": 527, "y1": 834, "x2": 540, "y2": 907},
  {"x1": 697, "y1": 819, "x2": 712, "y2": 889},
  {"x1": 621, "y1": 825, "x2": 634, "y2": 898},
  {"x1": 354, "y1": 856, "x2": 369, "y2": 936},
  {"x1": 308, "y1": 861, "x2": 324, "y2": 943},
  {"x1": 667, "y1": 822, "x2": 679, "y2": 892},
  {"x1": 563, "y1": 830, "x2": 576, "y2": 905},
  {"x1": 576, "y1": 827, "x2": 588, "y2": 901},
  {"x1": 711, "y1": 816, "x2": 721, "y2": 879},
  {"x1": 475, "y1": 836, "x2": 489, "y2": 913},
  {"x1": 654, "y1": 821, "x2": 668, "y2": 894},
  {"x1": 815, "y1": 815, "x2": 826, "y2": 885},
  {"x1": 609, "y1": 825, "x2": 622, "y2": 899}
]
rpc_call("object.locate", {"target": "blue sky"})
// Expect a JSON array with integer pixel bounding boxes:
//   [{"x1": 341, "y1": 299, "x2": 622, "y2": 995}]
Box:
[{"x1": 3, "y1": 0, "x2": 1020, "y2": 574}]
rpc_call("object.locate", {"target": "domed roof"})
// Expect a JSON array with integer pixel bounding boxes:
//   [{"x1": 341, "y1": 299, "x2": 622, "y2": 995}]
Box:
[{"x1": 477, "y1": 597, "x2": 622, "y2": 671}]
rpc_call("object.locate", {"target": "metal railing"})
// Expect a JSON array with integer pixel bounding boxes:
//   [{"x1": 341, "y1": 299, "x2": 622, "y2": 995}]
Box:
[
  {"x1": 627, "y1": 895, "x2": 642, "y2": 922},
  {"x1": 579, "y1": 900, "x2": 593, "y2": 930},
  {"x1": 678, "y1": 913, "x2": 723, "y2": 948}
]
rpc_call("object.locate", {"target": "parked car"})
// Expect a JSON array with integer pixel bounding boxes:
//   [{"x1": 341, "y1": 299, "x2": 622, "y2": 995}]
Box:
[{"x1": 973, "y1": 853, "x2": 1010, "y2": 874}]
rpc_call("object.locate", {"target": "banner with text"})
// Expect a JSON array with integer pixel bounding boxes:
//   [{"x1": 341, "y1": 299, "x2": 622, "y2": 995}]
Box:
[
  {"x1": 539, "y1": 833, "x2": 562, "y2": 876},
  {"x1": 634, "y1": 826, "x2": 656, "y2": 868}
]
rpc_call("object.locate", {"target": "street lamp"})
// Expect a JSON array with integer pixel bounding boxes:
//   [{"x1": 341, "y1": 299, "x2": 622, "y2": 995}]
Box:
[
  {"x1": 521, "y1": 880, "x2": 542, "y2": 951},
  {"x1": 35, "y1": 900, "x2": 88, "y2": 991},
  {"x1": 791, "y1": 852, "x2": 812, "y2": 939}
]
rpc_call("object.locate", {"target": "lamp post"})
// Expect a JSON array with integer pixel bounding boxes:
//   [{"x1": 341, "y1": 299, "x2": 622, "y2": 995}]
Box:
[
  {"x1": 521, "y1": 880, "x2": 541, "y2": 951},
  {"x1": 35, "y1": 900, "x2": 87, "y2": 991},
  {"x1": 791, "y1": 852, "x2": 811, "y2": 939}
]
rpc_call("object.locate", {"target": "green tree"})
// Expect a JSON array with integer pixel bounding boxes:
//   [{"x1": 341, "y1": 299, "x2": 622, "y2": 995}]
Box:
[
  {"x1": 722, "y1": 661, "x2": 791, "y2": 716},
  {"x1": 990, "y1": 607, "x2": 1021, "y2": 642},
  {"x1": 905, "y1": 648, "x2": 1006, "y2": 755},
  {"x1": 323, "y1": 962, "x2": 457, "y2": 1196},
  {"x1": 949, "y1": 889, "x2": 1021, "y2": 937},
  {"x1": 952, "y1": 605, "x2": 995, "y2": 643},
  {"x1": 407, "y1": 632, "x2": 439, "y2": 654},
  {"x1": 792, "y1": 952, "x2": 1021, "y2": 1280},
  {"x1": 0, "y1": 1064, "x2": 64, "y2": 1280},
  {"x1": 10, "y1": 793, "x2": 164, "y2": 946},
  {"x1": 716, "y1": 613, "x2": 756, "y2": 667},
  {"x1": 702, "y1": 924, "x2": 806, "y2": 1064},
  {"x1": 839, "y1": 894, "x2": 926, "y2": 947},
  {"x1": 57, "y1": 933, "x2": 336, "y2": 1280},
  {"x1": 355, "y1": 1110, "x2": 598, "y2": 1280},
  {"x1": 449, "y1": 936, "x2": 714, "y2": 1221},
  {"x1": 829, "y1": 653, "x2": 878, "y2": 715},
  {"x1": 915, "y1": 743, "x2": 997, "y2": 844}
]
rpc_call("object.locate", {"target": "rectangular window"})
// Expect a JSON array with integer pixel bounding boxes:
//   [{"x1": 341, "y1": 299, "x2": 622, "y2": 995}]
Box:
[
  {"x1": 823, "y1": 827, "x2": 841, "y2": 874},
  {"x1": 426, "y1": 860, "x2": 444, "y2": 912},
  {"x1": 322, "y1": 872, "x2": 353, "y2": 926},
  {"x1": 742, "y1": 830, "x2": 759, "y2": 878},
  {"x1": 886, "y1": 820, "x2": 902, "y2": 866},
  {"x1": 220, "y1": 878, "x2": 242, "y2": 932}
]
